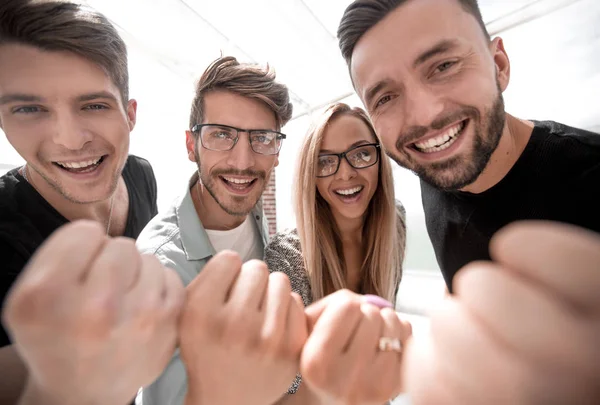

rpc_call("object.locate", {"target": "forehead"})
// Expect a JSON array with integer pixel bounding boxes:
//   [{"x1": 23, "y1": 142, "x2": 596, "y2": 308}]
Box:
[
  {"x1": 321, "y1": 114, "x2": 374, "y2": 150},
  {"x1": 350, "y1": 0, "x2": 488, "y2": 94},
  {"x1": 0, "y1": 43, "x2": 121, "y2": 104},
  {"x1": 202, "y1": 90, "x2": 277, "y2": 130}
]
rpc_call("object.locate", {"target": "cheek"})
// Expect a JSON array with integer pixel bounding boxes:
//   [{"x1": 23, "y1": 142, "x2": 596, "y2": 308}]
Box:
[
  {"x1": 315, "y1": 179, "x2": 330, "y2": 201},
  {"x1": 258, "y1": 156, "x2": 278, "y2": 173},
  {"x1": 4, "y1": 121, "x2": 43, "y2": 153},
  {"x1": 375, "y1": 121, "x2": 400, "y2": 151},
  {"x1": 368, "y1": 166, "x2": 380, "y2": 190}
]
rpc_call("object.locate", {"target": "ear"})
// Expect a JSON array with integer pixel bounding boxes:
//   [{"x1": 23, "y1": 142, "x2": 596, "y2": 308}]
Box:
[
  {"x1": 186, "y1": 130, "x2": 197, "y2": 162},
  {"x1": 490, "y1": 37, "x2": 510, "y2": 92},
  {"x1": 126, "y1": 99, "x2": 138, "y2": 131},
  {"x1": 274, "y1": 153, "x2": 279, "y2": 168}
]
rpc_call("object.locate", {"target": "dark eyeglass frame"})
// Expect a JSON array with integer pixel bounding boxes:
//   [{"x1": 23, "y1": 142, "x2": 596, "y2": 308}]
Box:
[
  {"x1": 191, "y1": 123, "x2": 287, "y2": 155},
  {"x1": 316, "y1": 142, "x2": 381, "y2": 178}
]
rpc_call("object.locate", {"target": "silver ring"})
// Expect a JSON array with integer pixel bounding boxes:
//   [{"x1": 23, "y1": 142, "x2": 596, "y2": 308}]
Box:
[{"x1": 378, "y1": 337, "x2": 402, "y2": 353}]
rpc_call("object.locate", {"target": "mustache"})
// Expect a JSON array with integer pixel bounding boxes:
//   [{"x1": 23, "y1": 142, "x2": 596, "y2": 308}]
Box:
[
  {"x1": 212, "y1": 168, "x2": 266, "y2": 180},
  {"x1": 396, "y1": 106, "x2": 480, "y2": 148}
]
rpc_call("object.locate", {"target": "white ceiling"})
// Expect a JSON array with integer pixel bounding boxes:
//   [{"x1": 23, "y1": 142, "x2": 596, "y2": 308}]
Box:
[{"x1": 82, "y1": 0, "x2": 541, "y2": 120}]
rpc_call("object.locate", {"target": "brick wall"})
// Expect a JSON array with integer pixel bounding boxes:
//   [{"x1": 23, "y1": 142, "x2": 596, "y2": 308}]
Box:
[{"x1": 263, "y1": 169, "x2": 277, "y2": 236}]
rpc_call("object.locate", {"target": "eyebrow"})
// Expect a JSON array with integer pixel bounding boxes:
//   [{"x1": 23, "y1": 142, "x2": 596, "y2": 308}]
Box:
[
  {"x1": 0, "y1": 94, "x2": 43, "y2": 106},
  {"x1": 364, "y1": 79, "x2": 393, "y2": 108},
  {"x1": 77, "y1": 92, "x2": 119, "y2": 103},
  {"x1": 413, "y1": 39, "x2": 460, "y2": 68},
  {"x1": 320, "y1": 140, "x2": 371, "y2": 154},
  {"x1": 0, "y1": 91, "x2": 119, "y2": 107}
]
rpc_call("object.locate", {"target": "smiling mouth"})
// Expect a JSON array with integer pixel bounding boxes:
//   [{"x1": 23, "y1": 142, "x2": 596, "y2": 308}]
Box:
[
  {"x1": 220, "y1": 176, "x2": 257, "y2": 191},
  {"x1": 411, "y1": 119, "x2": 468, "y2": 154},
  {"x1": 53, "y1": 155, "x2": 106, "y2": 174},
  {"x1": 334, "y1": 185, "x2": 364, "y2": 201}
]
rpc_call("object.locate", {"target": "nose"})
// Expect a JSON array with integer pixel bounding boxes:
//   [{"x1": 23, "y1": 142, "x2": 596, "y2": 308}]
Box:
[
  {"x1": 335, "y1": 157, "x2": 357, "y2": 181},
  {"x1": 51, "y1": 111, "x2": 93, "y2": 150},
  {"x1": 403, "y1": 82, "x2": 445, "y2": 128},
  {"x1": 226, "y1": 133, "x2": 256, "y2": 170}
]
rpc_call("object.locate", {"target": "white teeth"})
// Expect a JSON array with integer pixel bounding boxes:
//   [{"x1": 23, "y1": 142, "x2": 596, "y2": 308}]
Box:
[
  {"x1": 223, "y1": 177, "x2": 253, "y2": 184},
  {"x1": 335, "y1": 186, "x2": 363, "y2": 196},
  {"x1": 414, "y1": 122, "x2": 464, "y2": 151},
  {"x1": 56, "y1": 158, "x2": 101, "y2": 169}
]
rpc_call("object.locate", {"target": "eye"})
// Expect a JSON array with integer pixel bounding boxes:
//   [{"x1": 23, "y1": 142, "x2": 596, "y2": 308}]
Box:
[
  {"x1": 13, "y1": 106, "x2": 44, "y2": 114},
  {"x1": 318, "y1": 156, "x2": 336, "y2": 167},
  {"x1": 83, "y1": 104, "x2": 109, "y2": 111},
  {"x1": 350, "y1": 148, "x2": 373, "y2": 164},
  {"x1": 374, "y1": 94, "x2": 394, "y2": 110},
  {"x1": 252, "y1": 132, "x2": 275, "y2": 145},
  {"x1": 435, "y1": 61, "x2": 456, "y2": 74},
  {"x1": 213, "y1": 130, "x2": 233, "y2": 139}
]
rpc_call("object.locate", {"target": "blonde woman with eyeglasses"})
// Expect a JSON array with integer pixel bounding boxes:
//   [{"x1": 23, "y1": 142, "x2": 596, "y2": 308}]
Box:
[{"x1": 265, "y1": 103, "x2": 411, "y2": 405}]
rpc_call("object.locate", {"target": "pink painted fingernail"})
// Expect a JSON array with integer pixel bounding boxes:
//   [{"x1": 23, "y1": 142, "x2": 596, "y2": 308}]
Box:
[{"x1": 363, "y1": 294, "x2": 393, "y2": 309}]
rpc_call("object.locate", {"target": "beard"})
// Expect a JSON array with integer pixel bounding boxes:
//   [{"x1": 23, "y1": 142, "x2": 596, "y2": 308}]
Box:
[
  {"x1": 194, "y1": 148, "x2": 267, "y2": 216},
  {"x1": 388, "y1": 88, "x2": 506, "y2": 191}
]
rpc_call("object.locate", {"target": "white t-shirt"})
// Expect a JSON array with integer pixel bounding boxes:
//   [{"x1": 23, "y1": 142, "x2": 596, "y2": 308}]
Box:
[{"x1": 205, "y1": 215, "x2": 264, "y2": 262}]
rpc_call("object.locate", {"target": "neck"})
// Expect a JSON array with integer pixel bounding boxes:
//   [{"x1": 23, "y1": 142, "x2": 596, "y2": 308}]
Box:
[
  {"x1": 23, "y1": 166, "x2": 122, "y2": 233},
  {"x1": 333, "y1": 211, "x2": 364, "y2": 245},
  {"x1": 192, "y1": 177, "x2": 246, "y2": 231},
  {"x1": 461, "y1": 114, "x2": 534, "y2": 194}
]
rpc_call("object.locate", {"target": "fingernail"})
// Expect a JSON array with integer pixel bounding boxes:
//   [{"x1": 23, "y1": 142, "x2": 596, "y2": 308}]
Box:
[{"x1": 362, "y1": 294, "x2": 393, "y2": 309}]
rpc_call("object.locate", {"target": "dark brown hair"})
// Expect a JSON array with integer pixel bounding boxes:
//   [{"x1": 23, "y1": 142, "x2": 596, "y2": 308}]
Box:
[
  {"x1": 189, "y1": 56, "x2": 293, "y2": 131},
  {"x1": 338, "y1": 0, "x2": 490, "y2": 65},
  {"x1": 0, "y1": 0, "x2": 129, "y2": 107}
]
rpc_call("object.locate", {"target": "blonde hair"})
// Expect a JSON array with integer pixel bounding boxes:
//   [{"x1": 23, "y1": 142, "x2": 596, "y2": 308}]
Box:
[{"x1": 294, "y1": 103, "x2": 405, "y2": 303}]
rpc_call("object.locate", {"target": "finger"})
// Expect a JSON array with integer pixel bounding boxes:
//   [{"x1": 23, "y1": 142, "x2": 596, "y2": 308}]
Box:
[
  {"x1": 261, "y1": 272, "x2": 291, "y2": 347},
  {"x1": 403, "y1": 335, "x2": 462, "y2": 405},
  {"x1": 162, "y1": 267, "x2": 185, "y2": 316},
  {"x1": 490, "y1": 220, "x2": 600, "y2": 312},
  {"x1": 3, "y1": 221, "x2": 107, "y2": 326},
  {"x1": 285, "y1": 291, "x2": 308, "y2": 355},
  {"x1": 380, "y1": 308, "x2": 406, "y2": 350},
  {"x1": 85, "y1": 237, "x2": 141, "y2": 296},
  {"x1": 291, "y1": 291, "x2": 305, "y2": 309},
  {"x1": 18, "y1": 221, "x2": 106, "y2": 286},
  {"x1": 348, "y1": 304, "x2": 382, "y2": 357},
  {"x1": 228, "y1": 259, "x2": 269, "y2": 310},
  {"x1": 305, "y1": 289, "x2": 361, "y2": 331},
  {"x1": 186, "y1": 250, "x2": 242, "y2": 304},
  {"x1": 455, "y1": 261, "x2": 598, "y2": 375},
  {"x1": 371, "y1": 308, "x2": 404, "y2": 396},
  {"x1": 123, "y1": 254, "x2": 165, "y2": 318},
  {"x1": 428, "y1": 298, "x2": 527, "y2": 404},
  {"x1": 78, "y1": 238, "x2": 141, "y2": 336},
  {"x1": 304, "y1": 293, "x2": 362, "y2": 356},
  {"x1": 301, "y1": 296, "x2": 362, "y2": 390}
]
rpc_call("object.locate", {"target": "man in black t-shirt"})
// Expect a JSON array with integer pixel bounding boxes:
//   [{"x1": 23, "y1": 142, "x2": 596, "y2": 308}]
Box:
[
  {"x1": 0, "y1": 2, "x2": 182, "y2": 405},
  {"x1": 338, "y1": 0, "x2": 600, "y2": 404}
]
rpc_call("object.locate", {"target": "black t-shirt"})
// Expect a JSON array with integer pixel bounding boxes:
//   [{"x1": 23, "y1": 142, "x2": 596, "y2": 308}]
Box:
[
  {"x1": 0, "y1": 155, "x2": 158, "y2": 346},
  {"x1": 422, "y1": 121, "x2": 600, "y2": 292}
]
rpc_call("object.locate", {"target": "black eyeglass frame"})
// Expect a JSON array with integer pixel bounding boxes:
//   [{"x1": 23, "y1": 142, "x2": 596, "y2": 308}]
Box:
[
  {"x1": 190, "y1": 123, "x2": 287, "y2": 155},
  {"x1": 316, "y1": 142, "x2": 381, "y2": 178}
]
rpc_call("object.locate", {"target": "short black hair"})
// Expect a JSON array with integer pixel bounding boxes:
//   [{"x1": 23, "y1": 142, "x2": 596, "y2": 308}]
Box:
[{"x1": 338, "y1": 0, "x2": 489, "y2": 65}]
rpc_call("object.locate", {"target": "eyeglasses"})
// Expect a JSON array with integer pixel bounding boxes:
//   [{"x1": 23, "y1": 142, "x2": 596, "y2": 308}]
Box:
[
  {"x1": 191, "y1": 123, "x2": 286, "y2": 155},
  {"x1": 317, "y1": 143, "x2": 381, "y2": 178}
]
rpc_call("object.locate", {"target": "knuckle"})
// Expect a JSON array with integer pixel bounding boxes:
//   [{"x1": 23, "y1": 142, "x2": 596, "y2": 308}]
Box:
[
  {"x1": 336, "y1": 297, "x2": 361, "y2": 318},
  {"x1": 268, "y1": 271, "x2": 291, "y2": 290},
  {"x1": 81, "y1": 295, "x2": 119, "y2": 336}
]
